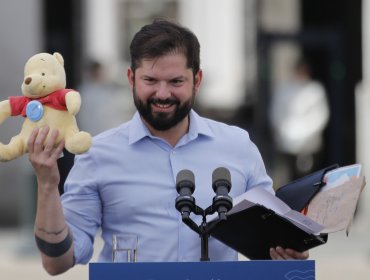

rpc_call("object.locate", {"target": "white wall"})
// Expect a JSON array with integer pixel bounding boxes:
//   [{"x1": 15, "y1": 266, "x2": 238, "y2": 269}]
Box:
[
  {"x1": 354, "y1": 0, "x2": 370, "y2": 231},
  {"x1": 0, "y1": 0, "x2": 43, "y2": 224}
]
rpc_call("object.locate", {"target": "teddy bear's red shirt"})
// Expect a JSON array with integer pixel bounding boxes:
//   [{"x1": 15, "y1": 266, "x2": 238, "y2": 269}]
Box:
[{"x1": 9, "y1": 89, "x2": 74, "y2": 117}]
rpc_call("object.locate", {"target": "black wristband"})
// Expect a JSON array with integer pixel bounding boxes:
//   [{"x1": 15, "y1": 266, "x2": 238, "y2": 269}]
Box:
[{"x1": 35, "y1": 230, "x2": 73, "y2": 257}]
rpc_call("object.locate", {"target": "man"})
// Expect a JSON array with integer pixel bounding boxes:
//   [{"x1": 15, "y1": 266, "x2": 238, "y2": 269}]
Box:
[
  {"x1": 270, "y1": 59, "x2": 330, "y2": 182},
  {"x1": 28, "y1": 19, "x2": 308, "y2": 276}
]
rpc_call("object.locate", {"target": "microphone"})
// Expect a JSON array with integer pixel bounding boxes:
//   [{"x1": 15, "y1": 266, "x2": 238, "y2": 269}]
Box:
[
  {"x1": 175, "y1": 169, "x2": 196, "y2": 218},
  {"x1": 212, "y1": 167, "x2": 233, "y2": 220}
]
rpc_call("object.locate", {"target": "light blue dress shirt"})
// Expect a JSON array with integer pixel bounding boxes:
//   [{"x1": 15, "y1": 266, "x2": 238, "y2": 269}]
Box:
[{"x1": 61, "y1": 110, "x2": 273, "y2": 264}]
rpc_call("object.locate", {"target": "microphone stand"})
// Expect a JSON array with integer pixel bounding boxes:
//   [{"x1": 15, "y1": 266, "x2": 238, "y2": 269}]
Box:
[
  {"x1": 175, "y1": 167, "x2": 232, "y2": 261},
  {"x1": 180, "y1": 205, "x2": 226, "y2": 261}
]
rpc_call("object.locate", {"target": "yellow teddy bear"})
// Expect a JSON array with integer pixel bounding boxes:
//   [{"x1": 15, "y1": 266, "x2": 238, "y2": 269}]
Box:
[{"x1": 0, "y1": 52, "x2": 92, "y2": 162}]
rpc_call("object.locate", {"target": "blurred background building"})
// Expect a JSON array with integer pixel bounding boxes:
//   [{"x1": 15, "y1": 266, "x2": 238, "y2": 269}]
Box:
[{"x1": 0, "y1": 0, "x2": 369, "y2": 279}]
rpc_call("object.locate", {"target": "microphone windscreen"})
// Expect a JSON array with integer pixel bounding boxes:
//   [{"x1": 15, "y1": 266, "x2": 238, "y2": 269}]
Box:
[
  {"x1": 212, "y1": 167, "x2": 231, "y2": 184},
  {"x1": 176, "y1": 169, "x2": 195, "y2": 186}
]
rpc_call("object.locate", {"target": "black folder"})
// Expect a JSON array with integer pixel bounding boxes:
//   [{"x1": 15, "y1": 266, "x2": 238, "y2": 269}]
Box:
[
  {"x1": 275, "y1": 164, "x2": 338, "y2": 211},
  {"x1": 210, "y1": 204, "x2": 328, "y2": 260},
  {"x1": 210, "y1": 165, "x2": 340, "y2": 260}
]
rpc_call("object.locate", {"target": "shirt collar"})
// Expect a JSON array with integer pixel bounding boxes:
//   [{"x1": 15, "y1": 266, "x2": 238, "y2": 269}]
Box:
[
  {"x1": 128, "y1": 110, "x2": 215, "y2": 145},
  {"x1": 188, "y1": 110, "x2": 214, "y2": 139}
]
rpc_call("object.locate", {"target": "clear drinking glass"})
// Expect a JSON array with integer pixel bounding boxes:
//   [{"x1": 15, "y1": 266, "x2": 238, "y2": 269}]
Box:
[{"x1": 112, "y1": 234, "x2": 138, "y2": 262}]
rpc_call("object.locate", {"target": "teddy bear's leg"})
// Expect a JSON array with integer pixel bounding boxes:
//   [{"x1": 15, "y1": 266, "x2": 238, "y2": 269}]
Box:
[
  {"x1": 64, "y1": 130, "x2": 92, "y2": 154},
  {"x1": 0, "y1": 135, "x2": 26, "y2": 161}
]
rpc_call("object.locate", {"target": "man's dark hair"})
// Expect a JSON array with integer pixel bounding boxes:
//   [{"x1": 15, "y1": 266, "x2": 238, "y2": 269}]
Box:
[{"x1": 129, "y1": 19, "x2": 200, "y2": 76}]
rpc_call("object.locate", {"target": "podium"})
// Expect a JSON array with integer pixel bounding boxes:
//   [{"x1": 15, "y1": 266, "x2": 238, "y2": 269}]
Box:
[{"x1": 89, "y1": 260, "x2": 315, "y2": 280}]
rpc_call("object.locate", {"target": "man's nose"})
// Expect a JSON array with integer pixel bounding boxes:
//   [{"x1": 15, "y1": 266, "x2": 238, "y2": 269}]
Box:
[{"x1": 155, "y1": 82, "x2": 171, "y2": 99}]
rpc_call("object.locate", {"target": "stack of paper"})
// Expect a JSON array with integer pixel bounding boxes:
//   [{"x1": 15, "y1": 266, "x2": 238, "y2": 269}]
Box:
[{"x1": 306, "y1": 164, "x2": 365, "y2": 234}]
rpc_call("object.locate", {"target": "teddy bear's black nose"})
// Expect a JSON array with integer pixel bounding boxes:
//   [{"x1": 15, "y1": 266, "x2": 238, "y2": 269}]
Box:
[{"x1": 24, "y1": 77, "x2": 32, "y2": 85}]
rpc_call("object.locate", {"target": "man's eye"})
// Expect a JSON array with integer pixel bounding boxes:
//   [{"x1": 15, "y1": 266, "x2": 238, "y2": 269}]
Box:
[
  {"x1": 144, "y1": 78, "x2": 155, "y2": 83},
  {"x1": 172, "y1": 80, "x2": 184, "y2": 85}
]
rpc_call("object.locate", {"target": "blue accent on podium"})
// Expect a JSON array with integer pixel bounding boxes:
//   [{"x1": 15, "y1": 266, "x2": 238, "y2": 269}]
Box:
[{"x1": 89, "y1": 260, "x2": 315, "y2": 280}]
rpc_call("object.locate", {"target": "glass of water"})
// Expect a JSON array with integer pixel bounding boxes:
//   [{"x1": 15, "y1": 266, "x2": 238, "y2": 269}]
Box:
[{"x1": 112, "y1": 234, "x2": 138, "y2": 262}]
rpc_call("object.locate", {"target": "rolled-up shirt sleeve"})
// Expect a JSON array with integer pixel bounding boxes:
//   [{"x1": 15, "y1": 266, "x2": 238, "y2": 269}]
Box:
[{"x1": 61, "y1": 152, "x2": 102, "y2": 264}]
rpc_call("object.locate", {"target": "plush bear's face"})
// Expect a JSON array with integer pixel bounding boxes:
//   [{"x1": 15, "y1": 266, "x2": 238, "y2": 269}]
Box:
[{"x1": 21, "y1": 52, "x2": 66, "y2": 98}]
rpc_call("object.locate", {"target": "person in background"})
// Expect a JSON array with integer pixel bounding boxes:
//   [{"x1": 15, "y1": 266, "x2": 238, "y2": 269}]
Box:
[
  {"x1": 28, "y1": 19, "x2": 308, "y2": 276},
  {"x1": 78, "y1": 60, "x2": 134, "y2": 136},
  {"x1": 270, "y1": 59, "x2": 330, "y2": 183}
]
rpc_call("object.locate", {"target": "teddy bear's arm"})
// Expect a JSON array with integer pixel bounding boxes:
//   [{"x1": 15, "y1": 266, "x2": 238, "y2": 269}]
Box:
[
  {"x1": 0, "y1": 100, "x2": 11, "y2": 124},
  {"x1": 65, "y1": 90, "x2": 81, "y2": 116}
]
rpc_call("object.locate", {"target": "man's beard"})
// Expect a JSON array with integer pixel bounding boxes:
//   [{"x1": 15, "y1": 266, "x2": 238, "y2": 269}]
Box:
[{"x1": 133, "y1": 86, "x2": 195, "y2": 131}]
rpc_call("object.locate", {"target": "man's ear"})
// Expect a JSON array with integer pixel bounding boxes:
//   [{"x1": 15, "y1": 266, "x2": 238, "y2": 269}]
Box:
[
  {"x1": 127, "y1": 67, "x2": 135, "y2": 90},
  {"x1": 194, "y1": 69, "x2": 203, "y2": 94}
]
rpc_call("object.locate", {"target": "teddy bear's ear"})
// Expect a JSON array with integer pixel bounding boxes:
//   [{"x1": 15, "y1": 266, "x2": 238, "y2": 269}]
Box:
[{"x1": 53, "y1": 52, "x2": 64, "y2": 66}]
